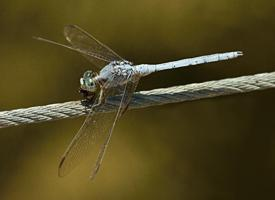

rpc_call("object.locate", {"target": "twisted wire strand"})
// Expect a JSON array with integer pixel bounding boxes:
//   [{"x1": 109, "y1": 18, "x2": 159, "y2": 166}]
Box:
[{"x1": 1, "y1": 71, "x2": 275, "y2": 129}]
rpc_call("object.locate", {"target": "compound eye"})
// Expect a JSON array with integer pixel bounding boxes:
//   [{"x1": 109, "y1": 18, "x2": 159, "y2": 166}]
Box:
[
  {"x1": 86, "y1": 78, "x2": 92, "y2": 85},
  {"x1": 83, "y1": 70, "x2": 93, "y2": 78}
]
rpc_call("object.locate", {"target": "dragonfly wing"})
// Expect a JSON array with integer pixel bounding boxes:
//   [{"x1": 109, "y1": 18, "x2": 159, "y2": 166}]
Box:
[
  {"x1": 58, "y1": 75, "x2": 140, "y2": 178},
  {"x1": 64, "y1": 25, "x2": 124, "y2": 69},
  {"x1": 90, "y1": 75, "x2": 140, "y2": 179},
  {"x1": 58, "y1": 95, "x2": 117, "y2": 177}
]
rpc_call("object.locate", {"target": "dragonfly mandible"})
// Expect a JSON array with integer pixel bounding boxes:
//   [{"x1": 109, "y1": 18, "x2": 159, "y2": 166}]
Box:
[{"x1": 35, "y1": 25, "x2": 243, "y2": 179}]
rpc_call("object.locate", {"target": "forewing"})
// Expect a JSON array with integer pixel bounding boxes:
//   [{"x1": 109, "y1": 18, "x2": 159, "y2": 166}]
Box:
[{"x1": 64, "y1": 25, "x2": 124, "y2": 68}]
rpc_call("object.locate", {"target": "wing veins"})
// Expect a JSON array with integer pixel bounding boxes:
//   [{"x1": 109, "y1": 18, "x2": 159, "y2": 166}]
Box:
[
  {"x1": 34, "y1": 36, "x2": 112, "y2": 62},
  {"x1": 64, "y1": 25, "x2": 124, "y2": 61},
  {"x1": 90, "y1": 75, "x2": 140, "y2": 179}
]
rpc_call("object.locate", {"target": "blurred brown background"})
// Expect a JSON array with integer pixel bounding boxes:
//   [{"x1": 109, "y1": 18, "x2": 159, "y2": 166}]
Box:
[{"x1": 0, "y1": 0, "x2": 275, "y2": 199}]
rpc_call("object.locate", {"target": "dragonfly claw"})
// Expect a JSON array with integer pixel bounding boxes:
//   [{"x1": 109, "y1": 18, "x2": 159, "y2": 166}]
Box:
[{"x1": 81, "y1": 99, "x2": 94, "y2": 108}]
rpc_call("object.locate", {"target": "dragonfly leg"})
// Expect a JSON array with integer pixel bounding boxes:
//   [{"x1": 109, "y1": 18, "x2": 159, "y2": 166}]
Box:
[{"x1": 91, "y1": 88, "x2": 106, "y2": 111}]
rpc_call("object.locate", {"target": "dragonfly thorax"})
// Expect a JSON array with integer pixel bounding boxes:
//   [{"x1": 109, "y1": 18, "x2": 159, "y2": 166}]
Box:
[{"x1": 80, "y1": 70, "x2": 97, "y2": 92}]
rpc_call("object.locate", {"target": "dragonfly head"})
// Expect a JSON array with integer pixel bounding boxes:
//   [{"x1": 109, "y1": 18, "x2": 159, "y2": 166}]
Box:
[{"x1": 80, "y1": 70, "x2": 97, "y2": 93}]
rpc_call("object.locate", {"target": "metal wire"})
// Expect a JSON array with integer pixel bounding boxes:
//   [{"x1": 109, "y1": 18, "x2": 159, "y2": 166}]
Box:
[{"x1": 1, "y1": 71, "x2": 275, "y2": 128}]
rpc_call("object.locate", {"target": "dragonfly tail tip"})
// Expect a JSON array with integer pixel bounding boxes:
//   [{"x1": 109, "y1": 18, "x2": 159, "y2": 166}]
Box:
[{"x1": 236, "y1": 51, "x2": 244, "y2": 57}]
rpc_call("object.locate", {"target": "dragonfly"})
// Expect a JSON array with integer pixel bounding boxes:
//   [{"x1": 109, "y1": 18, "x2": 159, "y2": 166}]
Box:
[{"x1": 35, "y1": 25, "x2": 243, "y2": 179}]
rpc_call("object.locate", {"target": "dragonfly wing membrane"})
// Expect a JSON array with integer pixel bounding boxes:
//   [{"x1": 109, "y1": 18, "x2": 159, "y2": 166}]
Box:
[
  {"x1": 64, "y1": 25, "x2": 124, "y2": 68},
  {"x1": 59, "y1": 75, "x2": 140, "y2": 178},
  {"x1": 90, "y1": 75, "x2": 140, "y2": 179},
  {"x1": 58, "y1": 97, "x2": 117, "y2": 177}
]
